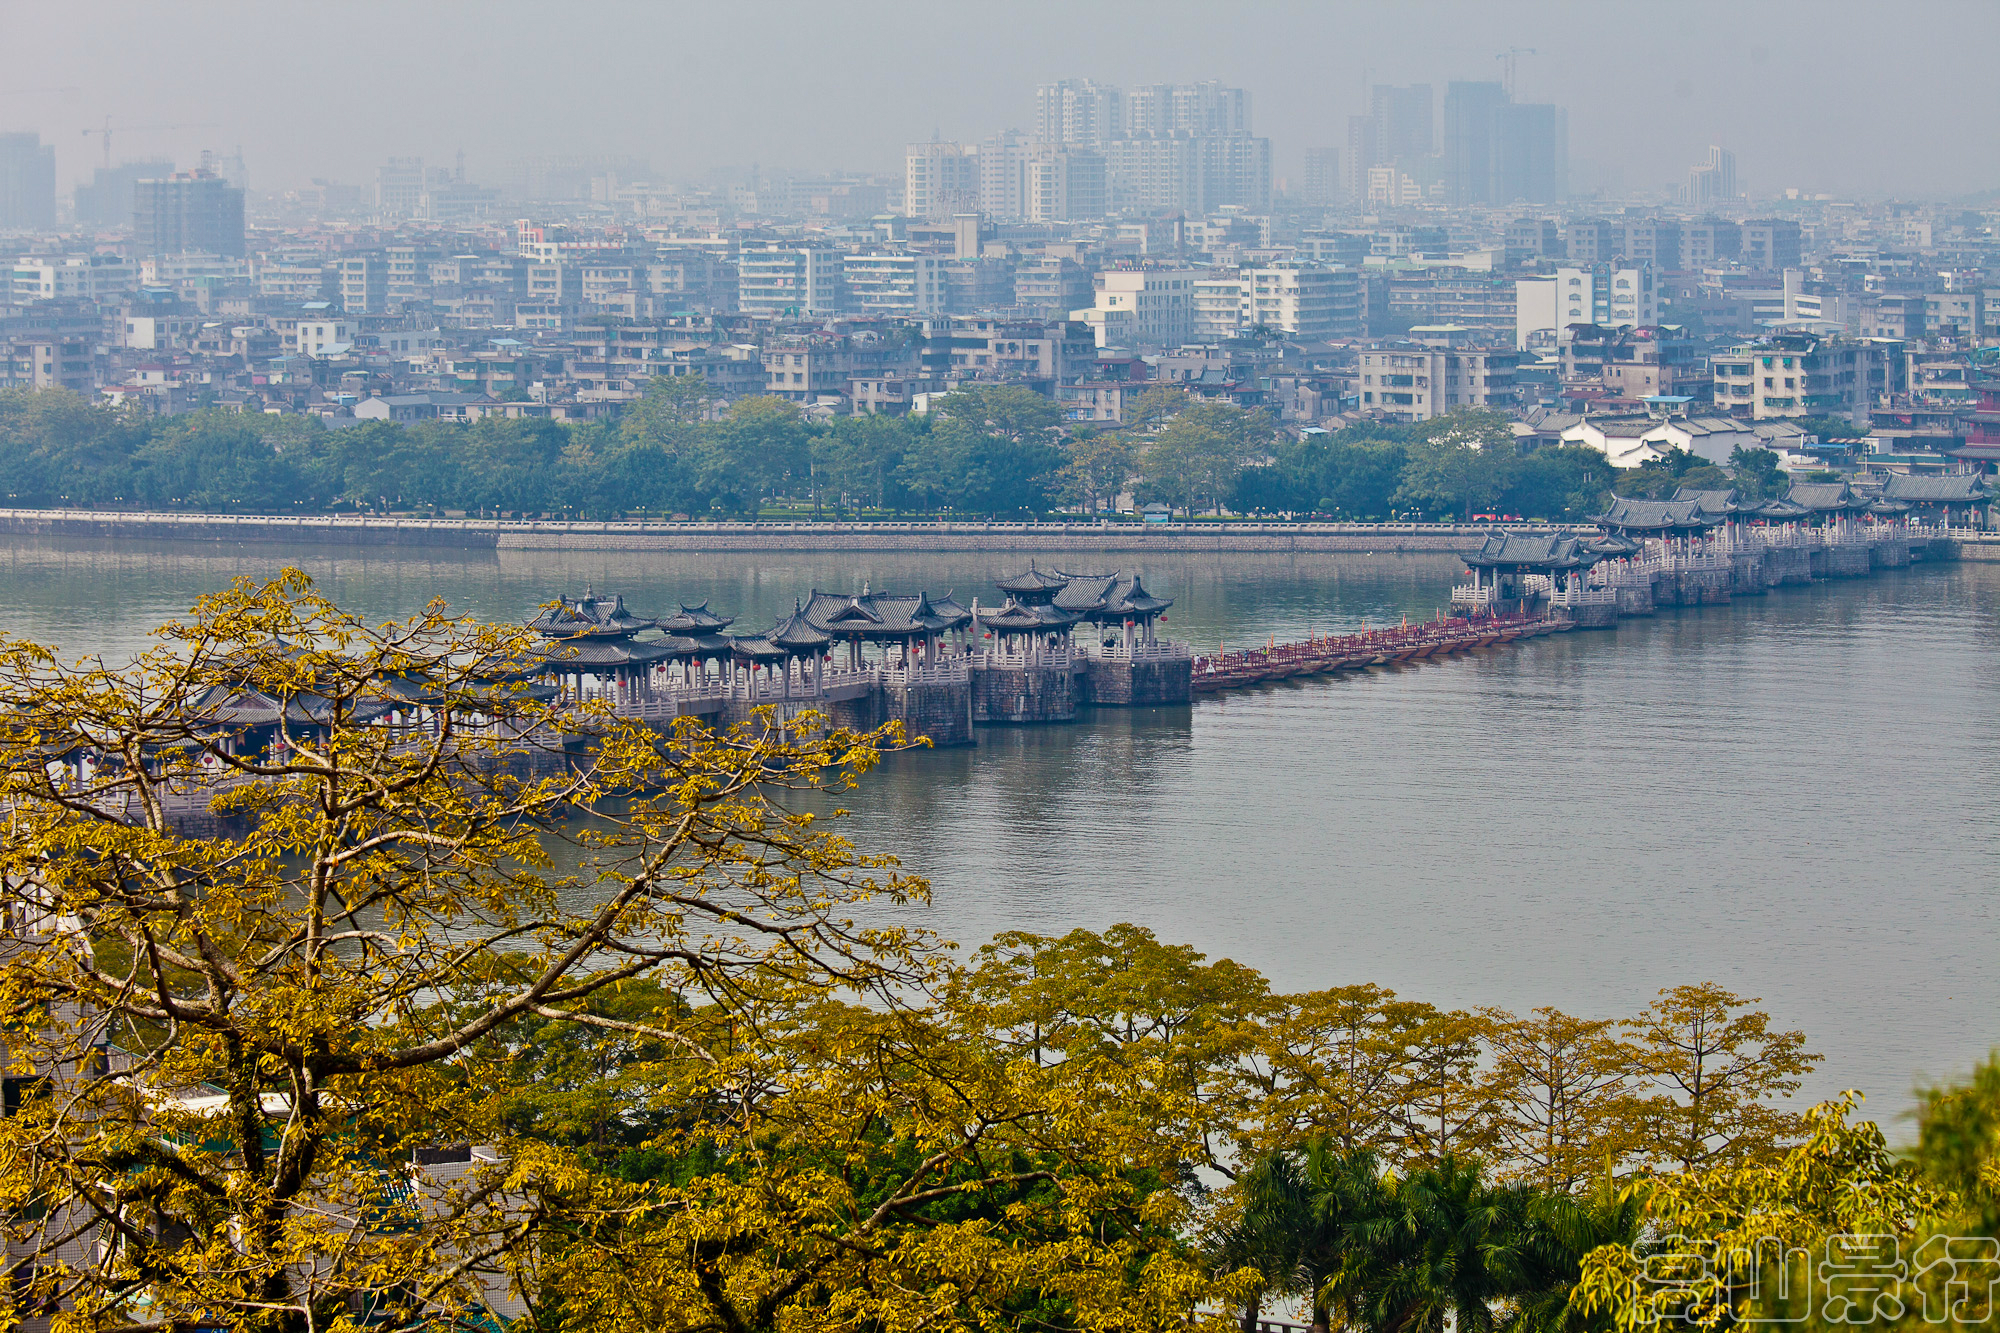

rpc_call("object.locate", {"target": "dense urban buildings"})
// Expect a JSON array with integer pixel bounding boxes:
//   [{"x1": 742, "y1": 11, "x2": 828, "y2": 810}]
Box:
[{"x1": 1, "y1": 68, "x2": 1996, "y2": 487}]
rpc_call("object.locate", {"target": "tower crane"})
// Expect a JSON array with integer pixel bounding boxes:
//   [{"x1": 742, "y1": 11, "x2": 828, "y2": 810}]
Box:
[
  {"x1": 1496, "y1": 47, "x2": 1537, "y2": 98},
  {"x1": 80, "y1": 117, "x2": 218, "y2": 171}
]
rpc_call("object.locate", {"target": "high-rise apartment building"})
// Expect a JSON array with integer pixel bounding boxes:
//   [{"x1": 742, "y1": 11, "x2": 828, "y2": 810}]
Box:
[
  {"x1": 1034, "y1": 79, "x2": 1123, "y2": 149},
  {"x1": 1555, "y1": 263, "x2": 1658, "y2": 329},
  {"x1": 1490, "y1": 102, "x2": 1567, "y2": 204},
  {"x1": 1684, "y1": 146, "x2": 1741, "y2": 211},
  {"x1": 1371, "y1": 84, "x2": 1434, "y2": 166},
  {"x1": 1301, "y1": 147, "x2": 1341, "y2": 206},
  {"x1": 1105, "y1": 132, "x2": 1271, "y2": 214},
  {"x1": 1344, "y1": 116, "x2": 1378, "y2": 200},
  {"x1": 74, "y1": 159, "x2": 174, "y2": 227},
  {"x1": 1075, "y1": 266, "x2": 1198, "y2": 348},
  {"x1": 1741, "y1": 219, "x2": 1802, "y2": 271},
  {"x1": 0, "y1": 133, "x2": 57, "y2": 230},
  {"x1": 1444, "y1": 82, "x2": 1565, "y2": 205},
  {"x1": 1023, "y1": 146, "x2": 1105, "y2": 222},
  {"x1": 132, "y1": 170, "x2": 246, "y2": 257},
  {"x1": 376, "y1": 158, "x2": 430, "y2": 219},
  {"x1": 1125, "y1": 81, "x2": 1251, "y2": 136},
  {"x1": 903, "y1": 141, "x2": 980, "y2": 220},
  {"x1": 843, "y1": 253, "x2": 945, "y2": 316},
  {"x1": 1443, "y1": 81, "x2": 1508, "y2": 206}
]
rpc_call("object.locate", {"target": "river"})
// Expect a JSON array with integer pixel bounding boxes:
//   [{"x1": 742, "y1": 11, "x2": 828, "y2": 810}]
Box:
[{"x1": 3, "y1": 533, "x2": 1996, "y2": 1125}]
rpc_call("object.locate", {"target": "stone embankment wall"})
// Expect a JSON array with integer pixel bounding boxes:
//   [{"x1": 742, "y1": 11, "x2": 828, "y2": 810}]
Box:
[{"x1": 0, "y1": 508, "x2": 1543, "y2": 555}]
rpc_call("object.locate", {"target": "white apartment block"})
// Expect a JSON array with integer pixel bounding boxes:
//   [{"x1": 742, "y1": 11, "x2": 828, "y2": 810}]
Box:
[
  {"x1": 1074, "y1": 267, "x2": 1197, "y2": 349},
  {"x1": 1546, "y1": 263, "x2": 1657, "y2": 332},
  {"x1": 738, "y1": 248, "x2": 842, "y2": 315},
  {"x1": 1034, "y1": 79, "x2": 1123, "y2": 148},
  {"x1": 1710, "y1": 336, "x2": 1888, "y2": 422},
  {"x1": 904, "y1": 141, "x2": 980, "y2": 220},
  {"x1": 297, "y1": 319, "x2": 354, "y2": 356},
  {"x1": 11, "y1": 254, "x2": 135, "y2": 302},
  {"x1": 1192, "y1": 265, "x2": 1361, "y2": 341},
  {"x1": 843, "y1": 253, "x2": 945, "y2": 316},
  {"x1": 1358, "y1": 345, "x2": 1521, "y2": 422},
  {"x1": 1240, "y1": 265, "x2": 1360, "y2": 340},
  {"x1": 1192, "y1": 274, "x2": 1247, "y2": 340},
  {"x1": 140, "y1": 253, "x2": 248, "y2": 286}
]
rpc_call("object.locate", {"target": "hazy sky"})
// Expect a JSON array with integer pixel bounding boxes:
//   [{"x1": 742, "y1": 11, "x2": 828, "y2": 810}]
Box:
[{"x1": 11, "y1": 0, "x2": 2000, "y2": 202}]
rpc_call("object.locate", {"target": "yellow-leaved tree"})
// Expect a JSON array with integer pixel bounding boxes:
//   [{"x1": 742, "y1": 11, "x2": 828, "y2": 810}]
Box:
[{"x1": 0, "y1": 572, "x2": 1246, "y2": 1333}]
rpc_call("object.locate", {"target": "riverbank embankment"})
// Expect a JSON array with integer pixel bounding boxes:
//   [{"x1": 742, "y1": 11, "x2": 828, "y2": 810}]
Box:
[
  {"x1": 0, "y1": 509, "x2": 1550, "y2": 555},
  {"x1": 5, "y1": 508, "x2": 1996, "y2": 559}
]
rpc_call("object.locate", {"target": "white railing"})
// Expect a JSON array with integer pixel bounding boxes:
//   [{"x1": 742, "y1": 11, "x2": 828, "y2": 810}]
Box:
[
  {"x1": 1085, "y1": 639, "x2": 1191, "y2": 663},
  {"x1": 880, "y1": 660, "x2": 972, "y2": 687},
  {"x1": 1450, "y1": 584, "x2": 1495, "y2": 606},
  {"x1": 979, "y1": 646, "x2": 1074, "y2": 671},
  {"x1": 1657, "y1": 551, "x2": 1729, "y2": 572},
  {"x1": 1550, "y1": 587, "x2": 1616, "y2": 606},
  {"x1": 1595, "y1": 562, "x2": 1653, "y2": 587}
]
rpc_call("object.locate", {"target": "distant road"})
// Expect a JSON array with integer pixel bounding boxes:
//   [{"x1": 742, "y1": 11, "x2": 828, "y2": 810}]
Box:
[{"x1": 0, "y1": 509, "x2": 1560, "y2": 554}]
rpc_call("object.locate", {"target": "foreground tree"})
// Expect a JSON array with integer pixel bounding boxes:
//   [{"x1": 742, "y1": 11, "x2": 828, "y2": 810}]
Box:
[
  {"x1": 1621, "y1": 983, "x2": 1818, "y2": 1171},
  {"x1": 0, "y1": 574, "x2": 1240, "y2": 1333}
]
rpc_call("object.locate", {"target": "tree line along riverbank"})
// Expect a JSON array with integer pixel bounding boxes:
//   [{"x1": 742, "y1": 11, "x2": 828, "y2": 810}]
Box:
[{"x1": 3, "y1": 380, "x2": 1630, "y2": 524}]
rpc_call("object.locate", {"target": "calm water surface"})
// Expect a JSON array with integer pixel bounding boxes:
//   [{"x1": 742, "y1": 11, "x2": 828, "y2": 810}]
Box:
[{"x1": 3, "y1": 535, "x2": 1996, "y2": 1125}]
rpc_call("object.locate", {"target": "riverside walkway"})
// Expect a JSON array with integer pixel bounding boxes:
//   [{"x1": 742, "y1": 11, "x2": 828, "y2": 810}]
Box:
[{"x1": 0, "y1": 508, "x2": 1554, "y2": 554}]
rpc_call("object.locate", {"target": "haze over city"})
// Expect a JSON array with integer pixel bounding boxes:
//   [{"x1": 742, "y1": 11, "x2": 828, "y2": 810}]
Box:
[{"x1": 8, "y1": 0, "x2": 2000, "y2": 199}]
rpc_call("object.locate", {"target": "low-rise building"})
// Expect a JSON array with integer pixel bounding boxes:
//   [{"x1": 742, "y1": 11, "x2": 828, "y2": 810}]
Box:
[
  {"x1": 1358, "y1": 336, "x2": 1520, "y2": 421},
  {"x1": 737, "y1": 247, "x2": 842, "y2": 316},
  {"x1": 1558, "y1": 324, "x2": 1705, "y2": 400},
  {"x1": 1710, "y1": 332, "x2": 1890, "y2": 422},
  {"x1": 1075, "y1": 265, "x2": 1198, "y2": 349},
  {"x1": 843, "y1": 253, "x2": 946, "y2": 317},
  {"x1": 12, "y1": 254, "x2": 135, "y2": 303}
]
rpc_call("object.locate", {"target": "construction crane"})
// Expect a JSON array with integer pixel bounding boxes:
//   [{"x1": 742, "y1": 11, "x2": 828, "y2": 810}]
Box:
[
  {"x1": 80, "y1": 117, "x2": 217, "y2": 171},
  {"x1": 1496, "y1": 47, "x2": 1537, "y2": 98}
]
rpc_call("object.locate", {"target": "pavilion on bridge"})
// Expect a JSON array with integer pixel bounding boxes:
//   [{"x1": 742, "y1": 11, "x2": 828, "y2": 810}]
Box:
[
  {"x1": 799, "y1": 588, "x2": 974, "y2": 670},
  {"x1": 527, "y1": 589, "x2": 677, "y2": 708},
  {"x1": 1456, "y1": 532, "x2": 1600, "y2": 618},
  {"x1": 975, "y1": 564, "x2": 1088, "y2": 665},
  {"x1": 1879, "y1": 473, "x2": 1993, "y2": 527},
  {"x1": 726, "y1": 602, "x2": 837, "y2": 702},
  {"x1": 1054, "y1": 571, "x2": 1175, "y2": 653}
]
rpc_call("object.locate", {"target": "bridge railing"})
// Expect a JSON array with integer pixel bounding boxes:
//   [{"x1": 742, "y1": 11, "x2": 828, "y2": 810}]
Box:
[{"x1": 1083, "y1": 640, "x2": 1191, "y2": 663}]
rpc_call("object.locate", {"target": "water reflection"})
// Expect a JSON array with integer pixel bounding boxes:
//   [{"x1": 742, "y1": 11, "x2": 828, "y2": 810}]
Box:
[{"x1": 1, "y1": 536, "x2": 1996, "y2": 1122}]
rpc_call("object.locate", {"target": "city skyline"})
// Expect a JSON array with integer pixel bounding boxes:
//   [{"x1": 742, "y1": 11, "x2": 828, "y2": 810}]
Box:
[{"x1": 4, "y1": 0, "x2": 1998, "y2": 202}]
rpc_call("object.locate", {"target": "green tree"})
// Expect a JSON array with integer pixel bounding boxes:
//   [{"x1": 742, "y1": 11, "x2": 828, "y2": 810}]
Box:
[
  {"x1": 1502, "y1": 445, "x2": 1615, "y2": 522},
  {"x1": 1057, "y1": 427, "x2": 1135, "y2": 514},
  {"x1": 1394, "y1": 410, "x2": 1518, "y2": 520},
  {"x1": 1621, "y1": 983, "x2": 1818, "y2": 1172},
  {"x1": 624, "y1": 371, "x2": 713, "y2": 435},
  {"x1": 1352, "y1": 1156, "x2": 1523, "y2": 1333},
  {"x1": 1139, "y1": 401, "x2": 1275, "y2": 517},
  {"x1": 1480, "y1": 1007, "x2": 1638, "y2": 1193},
  {"x1": 818, "y1": 412, "x2": 916, "y2": 513},
  {"x1": 1729, "y1": 445, "x2": 1788, "y2": 501},
  {"x1": 704, "y1": 394, "x2": 810, "y2": 513},
  {"x1": 0, "y1": 576, "x2": 1248, "y2": 1333}
]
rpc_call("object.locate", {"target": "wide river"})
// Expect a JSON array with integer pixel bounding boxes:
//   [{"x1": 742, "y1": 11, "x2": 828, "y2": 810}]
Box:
[{"x1": 3, "y1": 535, "x2": 1995, "y2": 1126}]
